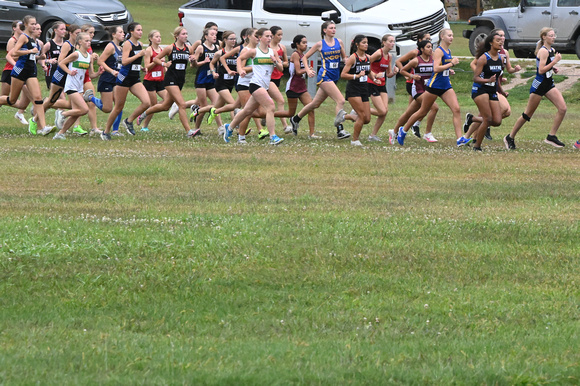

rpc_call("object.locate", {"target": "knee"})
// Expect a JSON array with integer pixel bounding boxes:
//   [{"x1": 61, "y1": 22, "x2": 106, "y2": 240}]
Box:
[
  {"x1": 558, "y1": 105, "x2": 567, "y2": 115},
  {"x1": 79, "y1": 106, "x2": 89, "y2": 116},
  {"x1": 502, "y1": 108, "x2": 511, "y2": 119},
  {"x1": 431, "y1": 104, "x2": 439, "y2": 113},
  {"x1": 377, "y1": 106, "x2": 387, "y2": 117}
]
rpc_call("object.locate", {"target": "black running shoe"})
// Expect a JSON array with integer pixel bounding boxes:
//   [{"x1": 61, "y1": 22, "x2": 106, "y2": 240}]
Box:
[
  {"x1": 504, "y1": 134, "x2": 516, "y2": 150},
  {"x1": 336, "y1": 124, "x2": 350, "y2": 139},
  {"x1": 544, "y1": 134, "x2": 565, "y2": 148},
  {"x1": 412, "y1": 125, "x2": 421, "y2": 138},
  {"x1": 123, "y1": 118, "x2": 136, "y2": 135},
  {"x1": 463, "y1": 113, "x2": 473, "y2": 134},
  {"x1": 484, "y1": 127, "x2": 492, "y2": 140}
]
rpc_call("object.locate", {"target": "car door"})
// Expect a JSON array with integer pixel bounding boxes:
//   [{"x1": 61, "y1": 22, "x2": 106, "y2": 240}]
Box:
[
  {"x1": 0, "y1": 0, "x2": 32, "y2": 42},
  {"x1": 551, "y1": 0, "x2": 580, "y2": 40},
  {"x1": 517, "y1": 0, "x2": 553, "y2": 42},
  {"x1": 258, "y1": 0, "x2": 299, "y2": 50},
  {"x1": 299, "y1": 0, "x2": 341, "y2": 47}
]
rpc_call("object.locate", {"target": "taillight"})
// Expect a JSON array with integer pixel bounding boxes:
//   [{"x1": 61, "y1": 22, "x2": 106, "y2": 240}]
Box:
[{"x1": 178, "y1": 11, "x2": 184, "y2": 26}]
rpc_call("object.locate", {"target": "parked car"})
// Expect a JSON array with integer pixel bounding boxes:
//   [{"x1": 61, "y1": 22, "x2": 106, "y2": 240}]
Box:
[
  {"x1": 463, "y1": 0, "x2": 580, "y2": 59},
  {"x1": 0, "y1": 0, "x2": 133, "y2": 44},
  {"x1": 177, "y1": 0, "x2": 450, "y2": 57}
]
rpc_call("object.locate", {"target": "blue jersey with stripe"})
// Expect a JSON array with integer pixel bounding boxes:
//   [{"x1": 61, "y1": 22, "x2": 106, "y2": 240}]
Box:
[
  {"x1": 426, "y1": 46, "x2": 453, "y2": 90},
  {"x1": 317, "y1": 38, "x2": 341, "y2": 83}
]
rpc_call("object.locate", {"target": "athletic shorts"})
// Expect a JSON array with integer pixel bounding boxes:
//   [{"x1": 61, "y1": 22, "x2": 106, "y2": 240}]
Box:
[
  {"x1": 97, "y1": 79, "x2": 116, "y2": 93},
  {"x1": 1, "y1": 69, "x2": 12, "y2": 85},
  {"x1": 117, "y1": 76, "x2": 141, "y2": 88},
  {"x1": 11, "y1": 65, "x2": 37, "y2": 81},
  {"x1": 368, "y1": 83, "x2": 387, "y2": 97},
  {"x1": 271, "y1": 78, "x2": 281, "y2": 88},
  {"x1": 144, "y1": 79, "x2": 165, "y2": 92},
  {"x1": 286, "y1": 89, "x2": 306, "y2": 99},
  {"x1": 406, "y1": 82, "x2": 413, "y2": 96},
  {"x1": 215, "y1": 78, "x2": 235, "y2": 92},
  {"x1": 65, "y1": 89, "x2": 78, "y2": 95},
  {"x1": 249, "y1": 83, "x2": 263, "y2": 94},
  {"x1": 236, "y1": 84, "x2": 250, "y2": 92},
  {"x1": 530, "y1": 78, "x2": 555, "y2": 96},
  {"x1": 425, "y1": 85, "x2": 451, "y2": 97},
  {"x1": 471, "y1": 86, "x2": 498, "y2": 101},
  {"x1": 195, "y1": 82, "x2": 215, "y2": 90}
]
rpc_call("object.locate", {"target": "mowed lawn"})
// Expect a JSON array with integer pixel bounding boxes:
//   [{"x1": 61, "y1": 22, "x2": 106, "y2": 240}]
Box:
[{"x1": 1, "y1": 6, "x2": 579, "y2": 384}]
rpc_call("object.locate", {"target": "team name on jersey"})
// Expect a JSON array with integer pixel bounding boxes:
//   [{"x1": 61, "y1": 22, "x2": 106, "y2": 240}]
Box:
[{"x1": 172, "y1": 52, "x2": 190, "y2": 61}]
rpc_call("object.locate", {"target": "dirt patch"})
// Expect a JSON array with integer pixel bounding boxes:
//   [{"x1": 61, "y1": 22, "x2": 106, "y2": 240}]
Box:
[{"x1": 502, "y1": 63, "x2": 580, "y2": 92}]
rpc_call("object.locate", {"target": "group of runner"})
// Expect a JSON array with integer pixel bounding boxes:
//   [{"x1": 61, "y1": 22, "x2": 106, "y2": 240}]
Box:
[{"x1": 2, "y1": 16, "x2": 578, "y2": 149}]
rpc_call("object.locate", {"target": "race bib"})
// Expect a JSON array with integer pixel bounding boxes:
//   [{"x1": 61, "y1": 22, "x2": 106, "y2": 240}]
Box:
[
  {"x1": 484, "y1": 81, "x2": 496, "y2": 87},
  {"x1": 176, "y1": 63, "x2": 186, "y2": 70},
  {"x1": 546, "y1": 70, "x2": 553, "y2": 78},
  {"x1": 224, "y1": 73, "x2": 234, "y2": 80},
  {"x1": 131, "y1": 64, "x2": 141, "y2": 71},
  {"x1": 207, "y1": 70, "x2": 212, "y2": 76},
  {"x1": 442, "y1": 69, "x2": 450, "y2": 77},
  {"x1": 329, "y1": 62, "x2": 339, "y2": 69},
  {"x1": 151, "y1": 71, "x2": 162, "y2": 78},
  {"x1": 359, "y1": 75, "x2": 368, "y2": 82},
  {"x1": 29, "y1": 54, "x2": 37, "y2": 61}
]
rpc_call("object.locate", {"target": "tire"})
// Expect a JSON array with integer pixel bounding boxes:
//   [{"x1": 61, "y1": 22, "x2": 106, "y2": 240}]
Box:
[
  {"x1": 41, "y1": 20, "x2": 60, "y2": 43},
  {"x1": 468, "y1": 26, "x2": 491, "y2": 56},
  {"x1": 513, "y1": 48, "x2": 534, "y2": 59},
  {"x1": 367, "y1": 39, "x2": 381, "y2": 58},
  {"x1": 576, "y1": 37, "x2": 580, "y2": 60}
]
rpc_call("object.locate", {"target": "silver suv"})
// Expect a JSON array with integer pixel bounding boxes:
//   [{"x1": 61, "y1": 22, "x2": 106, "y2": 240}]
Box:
[
  {"x1": 463, "y1": 0, "x2": 580, "y2": 59},
  {"x1": 0, "y1": 0, "x2": 133, "y2": 44}
]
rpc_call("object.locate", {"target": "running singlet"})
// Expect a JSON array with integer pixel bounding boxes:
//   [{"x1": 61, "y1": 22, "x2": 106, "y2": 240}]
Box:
[
  {"x1": 345, "y1": 53, "x2": 370, "y2": 96},
  {"x1": 472, "y1": 52, "x2": 502, "y2": 93},
  {"x1": 195, "y1": 43, "x2": 218, "y2": 85},
  {"x1": 64, "y1": 50, "x2": 90, "y2": 93},
  {"x1": 426, "y1": 46, "x2": 453, "y2": 90},
  {"x1": 271, "y1": 44, "x2": 284, "y2": 80},
  {"x1": 531, "y1": 46, "x2": 555, "y2": 90},
  {"x1": 218, "y1": 48, "x2": 238, "y2": 81},
  {"x1": 368, "y1": 51, "x2": 390, "y2": 87},
  {"x1": 405, "y1": 48, "x2": 421, "y2": 85},
  {"x1": 3, "y1": 36, "x2": 17, "y2": 72},
  {"x1": 412, "y1": 55, "x2": 434, "y2": 96},
  {"x1": 45, "y1": 39, "x2": 62, "y2": 80},
  {"x1": 100, "y1": 42, "x2": 122, "y2": 84},
  {"x1": 12, "y1": 34, "x2": 38, "y2": 76},
  {"x1": 286, "y1": 51, "x2": 307, "y2": 94},
  {"x1": 144, "y1": 48, "x2": 164, "y2": 82},
  {"x1": 318, "y1": 37, "x2": 341, "y2": 83},
  {"x1": 117, "y1": 40, "x2": 143, "y2": 84},
  {"x1": 236, "y1": 46, "x2": 253, "y2": 87},
  {"x1": 249, "y1": 47, "x2": 274, "y2": 90},
  {"x1": 52, "y1": 41, "x2": 75, "y2": 85},
  {"x1": 164, "y1": 43, "x2": 190, "y2": 87}
]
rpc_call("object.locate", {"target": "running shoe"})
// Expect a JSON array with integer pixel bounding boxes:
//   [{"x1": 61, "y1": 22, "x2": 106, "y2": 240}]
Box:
[
  {"x1": 574, "y1": 140, "x2": 580, "y2": 149},
  {"x1": 90, "y1": 128, "x2": 103, "y2": 136},
  {"x1": 233, "y1": 108, "x2": 241, "y2": 116},
  {"x1": 101, "y1": 132, "x2": 111, "y2": 141},
  {"x1": 334, "y1": 109, "x2": 346, "y2": 127},
  {"x1": 290, "y1": 115, "x2": 300, "y2": 135},
  {"x1": 309, "y1": 133, "x2": 322, "y2": 139},
  {"x1": 73, "y1": 125, "x2": 88, "y2": 136},
  {"x1": 269, "y1": 134, "x2": 284, "y2": 145},
  {"x1": 350, "y1": 109, "x2": 358, "y2": 121},
  {"x1": 140, "y1": 127, "x2": 149, "y2": 132},
  {"x1": 111, "y1": 130, "x2": 124, "y2": 136},
  {"x1": 83, "y1": 89, "x2": 94, "y2": 103},
  {"x1": 238, "y1": 137, "x2": 247, "y2": 144},
  {"x1": 14, "y1": 112, "x2": 28, "y2": 125},
  {"x1": 187, "y1": 128, "x2": 200, "y2": 138},
  {"x1": 217, "y1": 125, "x2": 226, "y2": 136},
  {"x1": 189, "y1": 104, "x2": 200, "y2": 122},
  {"x1": 368, "y1": 135, "x2": 381, "y2": 142},
  {"x1": 168, "y1": 102, "x2": 179, "y2": 120},
  {"x1": 284, "y1": 125, "x2": 293, "y2": 134},
  {"x1": 544, "y1": 134, "x2": 565, "y2": 148},
  {"x1": 397, "y1": 128, "x2": 407, "y2": 145},
  {"x1": 484, "y1": 127, "x2": 492, "y2": 140},
  {"x1": 136, "y1": 111, "x2": 147, "y2": 126},
  {"x1": 55, "y1": 110, "x2": 65, "y2": 131},
  {"x1": 207, "y1": 107, "x2": 218, "y2": 124},
  {"x1": 423, "y1": 132, "x2": 438, "y2": 142},
  {"x1": 40, "y1": 126, "x2": 55, "y2": 136},
  {"x1": 258, "y1": 129, "x2": 269, "y2": 140},
  {"x1": 504, "y1": 134, "x2": 516, "y2": 150},
  {"x1": 223, "y1": 123, "x2": 233, "y2": 143},
  {"x1": 473, "y1": 146, "x2": 482, "y2": 152},
  {"x1": 350, "y1": 140, "x2": 363, "y2": 146},
  {"x1": 123, "y1": 119, "x2": 136, "y2": 135},
  {"x1": 463, "y1": 113, "x2": 473, "y2": 133},
  {"x1": 53, "y1": 133, "x2": 66, "y2": 140},
  {"x1": 336, "y1": 124, "x2": 350, "y2": 139},
  {"x1": 388, "y1": 129, "x2": 396, "y2": 145},
  {"x1": 412, "y1": 124, "x2": 421, "y2": 138},
  {"x1": 456, "y1": 136, "x2": 473, "y2": 147},
  {"x1": 260, "y1": 118, "x2": 266, "y2": 127}
]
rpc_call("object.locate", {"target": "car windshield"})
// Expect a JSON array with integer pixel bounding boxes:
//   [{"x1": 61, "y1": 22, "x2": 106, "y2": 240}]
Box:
[{"x1": 335, "y1": 0, "x2": 386, "y2": 12}]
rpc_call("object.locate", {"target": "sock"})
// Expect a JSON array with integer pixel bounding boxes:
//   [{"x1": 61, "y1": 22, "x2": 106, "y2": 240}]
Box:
[
  {"x1": 112, "y1": 111, "x2": 123, "y2": 131},
  {"x1": 91, "y1": 96, "x2": 103, "y2": 110},
  {"x1": 292, "y1": 115, "x2": 302, "y2": 123},
  {"x1": 414, "y1": 120, "x2": 421, "y2": 127},
  {"x1": 239, "y1": 135, "x2": 245, "y2": 140}
]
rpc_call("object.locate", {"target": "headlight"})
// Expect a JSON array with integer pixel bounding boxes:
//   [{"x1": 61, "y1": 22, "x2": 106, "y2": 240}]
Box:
[{"x1": 76, "y1": 13, "x2": 99, "y2": 23}]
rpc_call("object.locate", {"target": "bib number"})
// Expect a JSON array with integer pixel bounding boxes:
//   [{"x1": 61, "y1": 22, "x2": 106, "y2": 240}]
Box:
[
  {"x1": 151, "y1": 71, "x2": 162, "y2": 78},
  {"x1": 207, "y1": 70, "x2": 212, "y2": 76},
  {"x1": 359, "y1": 75, "x2": 368, "y2": 82},
  {"x1": 546, "y1": 70, "x2": 553, "y2": 78},
  {"x1": 131, "y1": 64, "x2": 141, "y2": 71},
  {"x1": 29, "y1": 54, "x2": 37, "y2": 61},
  {"x1": 176, "y1": 63, "x2": 186, "y2": 70},
  {"x1": 224, "y1": 73, "x2": 234, "y2": 80},
  {"x1": 442, "y1": 69, "x2": 450, "y2": 77},
  {"x1": 484, "y1": 81, "x2": 496, "y2": 87},
  {"x1": 329, "y1": 62, "x2": 339, "y2": 69}
]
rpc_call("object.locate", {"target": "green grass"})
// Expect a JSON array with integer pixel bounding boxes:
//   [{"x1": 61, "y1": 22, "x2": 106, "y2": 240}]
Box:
[{"x1": 1, "y1": 25, "x2": 580, "y2": 383}]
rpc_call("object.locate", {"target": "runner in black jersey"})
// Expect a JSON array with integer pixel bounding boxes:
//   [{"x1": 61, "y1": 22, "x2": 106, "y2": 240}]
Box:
[
  {"x1": 42, "y1": 21, "x2": 66, "y2": 90},
  {"x1": 136, "y1": 27, "x2": 200, "y2": 138}
]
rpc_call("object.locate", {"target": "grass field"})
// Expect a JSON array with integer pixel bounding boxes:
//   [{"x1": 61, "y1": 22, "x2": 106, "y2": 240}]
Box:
[{"x1": 1, "y1": 6, "x2": 580, "y2": 384}]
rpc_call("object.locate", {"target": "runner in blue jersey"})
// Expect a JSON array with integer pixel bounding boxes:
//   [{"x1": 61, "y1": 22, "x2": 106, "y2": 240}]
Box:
[
  {"x1": 289, "y1": 21, "x2": 351, "y2": 139},
  {"x1": 397, "y1": 28, "x2": 469, "y2": 147},
  {"x1": 505, "y1": 27, "x2": 566, "y2": 149}
]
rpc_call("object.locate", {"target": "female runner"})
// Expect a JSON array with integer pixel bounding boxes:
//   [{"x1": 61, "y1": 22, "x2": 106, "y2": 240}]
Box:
[
  {"x1": 2, "y1": 20, "x2": 30, "y2": 125},
  {"x1": 137, "y1": 29, "x2": 167, "y2": 132}
]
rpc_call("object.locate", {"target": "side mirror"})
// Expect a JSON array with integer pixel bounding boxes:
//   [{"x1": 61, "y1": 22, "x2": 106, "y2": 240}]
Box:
[
  {"x1": 19, "y1": 0, "x2": 44, "y2": 6},
  {"x1": 321, "y1": 10, "x2": 341, "y2": 24}
]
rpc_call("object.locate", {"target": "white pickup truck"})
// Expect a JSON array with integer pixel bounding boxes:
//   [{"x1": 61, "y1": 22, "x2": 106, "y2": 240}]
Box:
[{"x1": 177, "y1": 0, "x2": 449, "y2": 57}]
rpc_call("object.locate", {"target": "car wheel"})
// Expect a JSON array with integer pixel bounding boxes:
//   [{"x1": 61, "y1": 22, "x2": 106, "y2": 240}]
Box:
[
  {"x1": 513, "y1": 48, "x2": 534, "y2": 59},
  {"x1": 575, "y1": 37, "x2": 580, "y2": 60},
  {"x1": 468, "y1": 26, "x2": 491, "y2": 56},
  {"x1": 41, "y1": 20, "x2": 60, "y2": 43}
]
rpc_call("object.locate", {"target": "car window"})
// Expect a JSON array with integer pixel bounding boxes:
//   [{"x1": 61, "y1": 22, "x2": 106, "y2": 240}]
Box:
[
  {"x1": 524, "y1": 0, "x2": 551, "y2": 6},
  {"x1": 187, "y1": 0, "x2": 251, "y2": 10},
  {"x1": 335, "y1": 0, "x2": 385, "y2": 12},
  {"x1": 264, "y1": 0, "x2": 298, "y2": 13},
  {"x1": 557, "y1": 0, "x2": 580, "y2": 5},
  {"x1": 301, "y1": 0, "x2": 337, "y2": 16}
]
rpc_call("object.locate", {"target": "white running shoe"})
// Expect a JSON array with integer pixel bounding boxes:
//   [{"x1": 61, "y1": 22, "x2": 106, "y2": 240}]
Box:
[
  {"x1": 368, "y1": 135, "x2": 381, "y2": 142},
  {"x1": 350, "y1": 109, "x2": 358, "y2": 121},
  {"x1": 388, "y1": 129, "x2": 396, "y2": 145},
  {"x1": 168, "y1": 102, "x2": 179, "y2": 120},
  {"x1": 423, "y1": 132, "x2": 438, "y2": 142},
  {"x1": 14, "y1": 112, "x2": 28, "y2": 125},
  {"x1": 350, "y1": 140, "x2": 363, "y2": 146},
  {"x1": 284, "y1": 125, "x2": 293, "y2": 134},
  {"x1": 217, "y1": 125, "x2": 226, "y2": 136},
  {"x1": 40, "y1": 126, "x2": 55, "y2": 136},
  {"x1": 53, "y1": 133, "x2": 66, "y2": 140}
]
